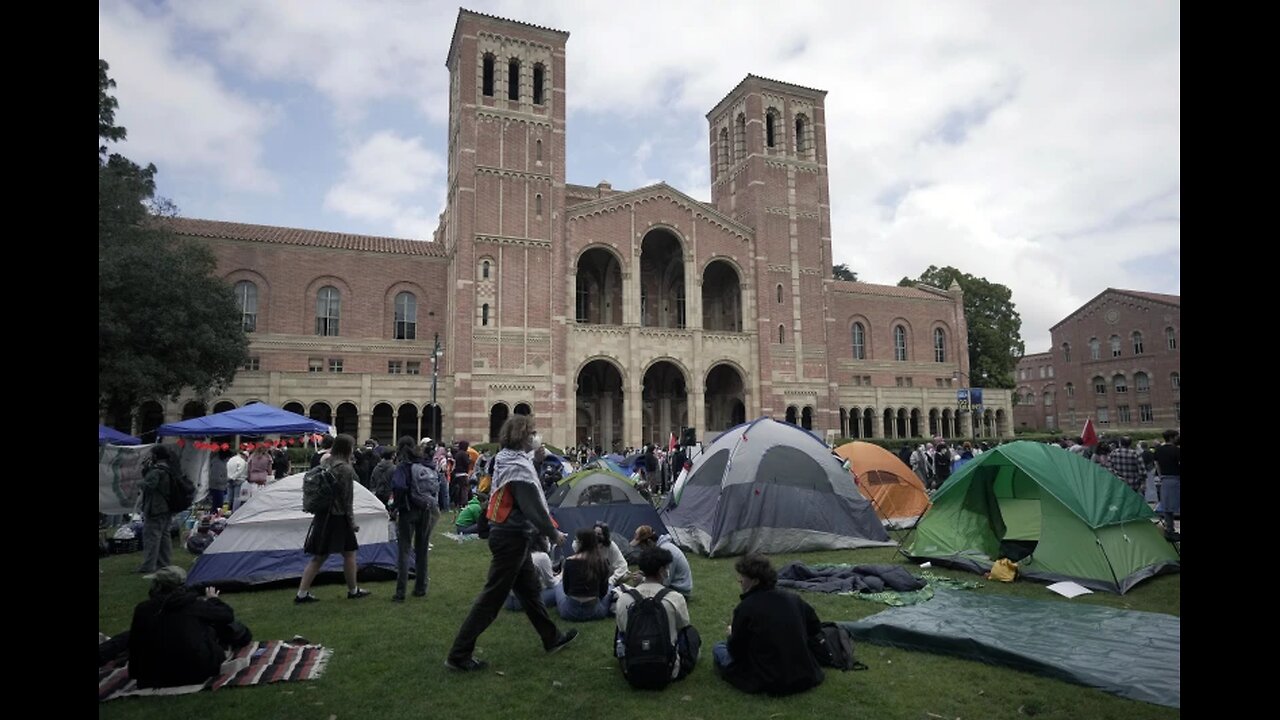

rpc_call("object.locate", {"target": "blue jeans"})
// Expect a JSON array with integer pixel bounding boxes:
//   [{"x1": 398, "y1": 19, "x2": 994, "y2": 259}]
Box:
[
  {"x1": 712, "y1": 641, "x2": 734, "y2": 674},
  {"x1": 456, "y1": 523, "x2": 479, "y2": 535},
  {"x1": 554, "y1": 583, "x2": 612, "y2": 621},
  {"x1": 437, "y1": 479, "x2": 450, "y2": 512},
  {"x1": 504, "y1": 585, "x2": 558, "y2": 611}
]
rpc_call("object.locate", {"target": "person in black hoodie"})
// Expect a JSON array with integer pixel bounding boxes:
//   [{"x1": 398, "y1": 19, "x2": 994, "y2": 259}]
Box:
[
  {"x1": 712, "y1": 554, "x2": 824, "y2": 696},
  {"x1": 127, "y1": 566, "x2": 252, "y2": 688}
]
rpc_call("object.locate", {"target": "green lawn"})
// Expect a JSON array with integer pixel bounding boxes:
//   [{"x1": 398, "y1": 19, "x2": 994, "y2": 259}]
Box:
[{"x1": 99, "y1": 525, "x2": 1179, "y2": 720}]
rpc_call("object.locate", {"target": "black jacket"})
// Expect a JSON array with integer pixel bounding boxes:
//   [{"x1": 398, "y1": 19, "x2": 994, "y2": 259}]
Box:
[
  {"x1": 127, "y1": 591, "x2": 237, "y2": 688},
  {"x1": 724, "y1": 586, "x2": 825, "y2": 695}
]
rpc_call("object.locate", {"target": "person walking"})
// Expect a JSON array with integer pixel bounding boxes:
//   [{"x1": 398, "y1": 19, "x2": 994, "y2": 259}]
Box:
[
  {"x1": 293, "y1": 434, "x2": 373, "y2": 603},
  {"x1": 444, "y1": 415, "x2": 578, "y2": 671}
]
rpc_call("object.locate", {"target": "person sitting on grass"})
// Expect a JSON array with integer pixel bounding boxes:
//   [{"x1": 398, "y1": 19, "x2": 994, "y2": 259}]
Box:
[
  {"x1": 614, "y1": 546, "x2": 700, "y2": 685},
  {"x1": 455, "y1": 492, "x2": 487, "y2": 535},
  {"x1": 554, "y1": 527, "x2": 614, "y2": 621},
  {"x1": 629, "y1": 525, "x2": 693, "y2": 596},
  {"x1": 504, "y1": 536, "x2": 560, "y2": 611}
]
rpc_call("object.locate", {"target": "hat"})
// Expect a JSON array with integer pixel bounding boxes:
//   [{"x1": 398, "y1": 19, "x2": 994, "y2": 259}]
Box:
[
  {"x1": 144, "y1": 565, "x2": 187, "y2": 591},
  {"x1": 630, "y1": 524, "x2": 658, "y2": 547}
]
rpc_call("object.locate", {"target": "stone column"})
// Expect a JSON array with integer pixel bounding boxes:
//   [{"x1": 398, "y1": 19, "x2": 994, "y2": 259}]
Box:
[{"x1": 601, "y1": 392, "x2": 614, "y2": 453}]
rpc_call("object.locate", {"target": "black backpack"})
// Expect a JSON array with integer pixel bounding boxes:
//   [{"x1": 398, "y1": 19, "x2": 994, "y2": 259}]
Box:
[
  {"x1": 302, "y1": 465, "x2": 337, "y2": 514},
  {"x1": 166, "y1": 464, "x2": 196, "y2": 512},
  {"x1": 618, "y1": 588, "x2": 676, "y2": 689},
  {"x1": 809, "y1": 622, "x2": 867, "y2": 671}
]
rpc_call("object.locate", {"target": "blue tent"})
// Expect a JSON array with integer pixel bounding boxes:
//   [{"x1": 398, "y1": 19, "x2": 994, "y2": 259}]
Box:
[
  {"x1": 547, "y1": 468, "x2": 667, "y2": 562},
  {"x1": 157, "y1": 403, "x2": 332, "y2": 437},
  {"x1": 99, "y1": 424, "x2": 141, "y2": 446}
]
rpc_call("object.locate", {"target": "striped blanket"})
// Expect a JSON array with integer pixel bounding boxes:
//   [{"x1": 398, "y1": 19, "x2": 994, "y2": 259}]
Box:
[{"x1": 99, "y1": 640, "x2": 332, "y2": 702}]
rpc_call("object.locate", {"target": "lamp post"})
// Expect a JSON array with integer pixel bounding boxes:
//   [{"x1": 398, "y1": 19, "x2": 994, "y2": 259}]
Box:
[{"x1": 431, "y1": 333, "x2": 444, "y2": 440}]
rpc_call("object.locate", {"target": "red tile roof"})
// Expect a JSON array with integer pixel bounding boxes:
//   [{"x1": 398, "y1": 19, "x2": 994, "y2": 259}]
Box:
[
  {"x1": 1118, "y1": 289, "x2": 1180, "y2": 306},
  {"x1": 159, "y1": 217, "x2": 448, "y2": 257},
  {"x1": 832, "y1": 280, "x2": 943, "y2": 300}
]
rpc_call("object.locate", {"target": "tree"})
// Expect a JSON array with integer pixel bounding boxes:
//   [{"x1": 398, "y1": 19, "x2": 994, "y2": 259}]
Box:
[
  {"x1": 832, "y1": 263, "x2": 858, "y2": 281},
  {"x1": 99, "y1": 60, "x2": 249, "y2": 426},
  {"x1": 898, "y1": 266, "x2": 1023, "y2": 389}
]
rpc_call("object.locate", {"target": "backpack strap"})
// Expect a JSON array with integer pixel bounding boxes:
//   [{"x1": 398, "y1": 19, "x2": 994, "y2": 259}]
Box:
[
  {"x1": 653, "y1": 587, "x2": 671, "y2": 604},
  {"x1": 625, "y1": 588, "x2": 645, "y2": 603}
]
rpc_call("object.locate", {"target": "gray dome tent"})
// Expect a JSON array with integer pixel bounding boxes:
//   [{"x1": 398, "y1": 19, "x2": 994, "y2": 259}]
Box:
[{"x1": 660, "y1": 417, "x2": 893, "y2": 556}]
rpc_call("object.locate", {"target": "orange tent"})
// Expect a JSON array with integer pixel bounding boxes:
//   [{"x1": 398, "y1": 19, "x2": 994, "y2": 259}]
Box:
[{"x1": 834, "y1": 442, "x2": 931, "y2": 528}]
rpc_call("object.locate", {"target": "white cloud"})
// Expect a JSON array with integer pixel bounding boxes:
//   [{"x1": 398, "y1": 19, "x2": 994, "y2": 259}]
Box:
[{"x1": 324, "y1": 131, "x2": 445, "y2": 240}]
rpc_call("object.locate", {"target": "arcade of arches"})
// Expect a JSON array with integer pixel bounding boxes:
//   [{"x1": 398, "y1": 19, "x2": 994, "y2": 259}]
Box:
[{"x1": 128, "y1": 398, "x2": 446, "y2": 445}]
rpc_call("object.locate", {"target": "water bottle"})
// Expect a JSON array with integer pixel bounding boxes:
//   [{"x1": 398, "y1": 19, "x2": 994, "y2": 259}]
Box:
[{"x1": 615, "y1": 634, "x2": 626, "y2": 659}]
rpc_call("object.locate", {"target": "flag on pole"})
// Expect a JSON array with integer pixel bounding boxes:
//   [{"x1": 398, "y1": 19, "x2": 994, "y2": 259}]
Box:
[
  {"x1": 669, "y1": 431, "x2": 677, "y2": 453},
  {"x1": 1080, "y1": 417, "x2": 1099, "y2": 448}
]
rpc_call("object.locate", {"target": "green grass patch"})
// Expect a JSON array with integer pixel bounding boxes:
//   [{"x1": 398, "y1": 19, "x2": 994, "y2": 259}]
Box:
[{"x1": 100, "y1": 526, "x2": 1178, "y2": 720}]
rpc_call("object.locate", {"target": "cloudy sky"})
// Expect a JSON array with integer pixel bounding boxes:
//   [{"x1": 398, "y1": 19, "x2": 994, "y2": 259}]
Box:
[{"x1": 99, "y1": 0, "x2": 1179, "y2": 353}]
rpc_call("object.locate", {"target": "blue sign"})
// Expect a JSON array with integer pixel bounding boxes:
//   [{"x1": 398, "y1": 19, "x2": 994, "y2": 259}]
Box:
[
  {"x1": 970, "y1": 388, "x2": 984, "y2": 410},
  {"x1": 956, "y1": 389, "x2": 969, "y2": 409}
]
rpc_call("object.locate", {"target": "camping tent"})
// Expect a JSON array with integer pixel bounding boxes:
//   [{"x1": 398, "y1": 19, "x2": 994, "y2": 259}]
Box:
[
  {"x1": 186, "y1": 472, "x2": 397, "y2": 588},
  {"x1": 546, "y1": 468, "x2": 667, "y2": 561},
  {"x1": 904, "y1": 441, "x2": 1179, "y2": 594},
  {"x1": 660, "y1": 417, "x2": 893, "y2": 557},
  {"x1": 157, "y1": 403, "x2": 333, "y2": 437},
  {"x1": 834, "y1": 441, "x2": 931, "y2": 528},
  {"x1": 99, "y1": 425, "x2": 141, "y2": 445}
]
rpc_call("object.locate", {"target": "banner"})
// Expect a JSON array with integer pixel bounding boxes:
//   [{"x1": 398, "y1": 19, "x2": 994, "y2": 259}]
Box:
[{"x1": 99, "y1": 444, "x2": 212, "y2": 514}]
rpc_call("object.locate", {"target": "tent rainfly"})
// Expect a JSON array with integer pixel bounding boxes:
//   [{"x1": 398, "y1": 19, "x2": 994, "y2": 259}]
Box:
[{"x1": 157, "y1": 403, "x2": 333, "y2": 437}]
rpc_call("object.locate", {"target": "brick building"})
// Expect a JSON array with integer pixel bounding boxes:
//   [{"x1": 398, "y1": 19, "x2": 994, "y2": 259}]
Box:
[
  {"x1": 129, "y1": 9, "x2": 1013, "y2": 449},
  {"x1": 1013, "y1": 289, "x2": 1180, "y2": 434}
]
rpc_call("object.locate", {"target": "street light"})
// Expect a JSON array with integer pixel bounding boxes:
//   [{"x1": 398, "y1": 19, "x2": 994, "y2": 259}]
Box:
[{"x1": 431, "y1": 333, "x2": 444, "y2": 440}]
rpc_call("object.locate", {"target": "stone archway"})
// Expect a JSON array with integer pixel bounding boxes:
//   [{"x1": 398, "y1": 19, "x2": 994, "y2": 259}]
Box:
[
  {"x1": 896, "y1": 408, "x2": 909, "y2": 438},
  {"x1": 702, "y1": 260, "x2": 742, "y2": 331},
  {"x1": 488, "y1": 403, "x2": 509, "y2": 443},
  {"x1": 181, "y1": 401, "x2": 207, "y2": 420},
  {"x1": 801, "y1": 406, "x2": 814, "y2": 431},
  {"x1": 575, "y1": 247, "x2": 623, "y2": 325},
  {"x1": 862, "y1": 408, "x2": 875, "y2": 438},
  {"x1": 372, "y1": 403, "x2": 395, "y2": 444},
  {"x1": 137, "y1": 401, "x2": 165, "y2": 442},
  {"x1": 337, "y1": 402, "x2": 360, "y2": 440},
  {"x1": 910, "y1": 408, "x2": 922, "y2": 438},
  {"x1": 941, "y1": 409, "x2": 953, "y2": 439},
  {"x1": 785, "y1": 406, "x2": 798, "y2": 425},
  {"x1": 640, "y1": 229, "x2": 686, "y2": 328},
  {"x1": 642, "y1": 360, "x2": 688, "y2": 448},
  {"x1": 213, "y1": 400, "x2": 236, "y2": 414},
  {"x1": 705, "y1": 363, "x2": 746, "y2": 433},
  {"x1": 514, "y1": 403, "x2": 531, "y2": 416},
  {"x1": 577, "y1": 359, "x2": 624, "y2": 453},
  {"x1": 309, "y1": 402, "x2": 333, "y2": 427}
]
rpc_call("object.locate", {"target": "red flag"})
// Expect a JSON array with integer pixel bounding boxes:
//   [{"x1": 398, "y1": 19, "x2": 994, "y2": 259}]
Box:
[
  {"x1": 669, "y1": 432, "x2": 677, "y2": 453},
  {"x1": 1080, "y1": 418, "x2": 1098, "y2": 448}
]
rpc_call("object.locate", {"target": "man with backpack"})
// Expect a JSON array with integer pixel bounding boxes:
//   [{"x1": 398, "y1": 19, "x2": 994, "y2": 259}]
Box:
[
  {"x1": 390, "y1": 436, "x2": 441, "y2": 601},
  {"x1": 614, "y1": 546, "x2": 700, "y2": 689},
  {"x1": 137, "y1": 445, "x2": 185, "y2": 574}
]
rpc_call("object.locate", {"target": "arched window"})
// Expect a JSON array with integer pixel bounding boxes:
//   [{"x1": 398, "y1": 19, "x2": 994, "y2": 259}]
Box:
[
  {"x1": 1065, "y1": 382, "x2": 1075, "y2": 398},
  {"x1": 535, "y1": 193, "x2": 543, "y2": 216},
  {"x1": 1113, "y1": 374, "x2": 1128, "y2": 394},
  {"x1": 734, "y1": 113, "x2": 746, "y2": 161},
  {"x1": 482, "y1": 53, "x2": 495, "y2": 97},
  {"x1": 394, "y1": 291, "x2": 416, "y2": 340},
  {"x1": 482, "y1": 260, "x2": 490, "y2": 279},
  {"x1": 507, "y1": 58, "x2": 520, "y2": 100},
  {"x1": 1089, "y1": 337, "x2": 1100, "y2": 360},
  {"x1": 1093, "y1": 376, "x2": 1107, "y2": 395},
  {"x1": 1043, "y1": 391, "x2": 1053, "y2": 406},
  {"x1": 1134, "y1": 372, "x2": 1150, "y2": 392},
  {"x1": 795, "y1": 114, "x2": 806, "y2": 154},
  {"x1": 316, "y1": 286, "x2": 340, "y2": 336},
  {"x1": 851, "y1": 322, "x2": 866, "y2": 360},
  {"x1": 1132, "y1": 331, "x2": 1144, "y2": 355},
  {"x1": 532, "y1": 63, "x2": 545, "y2": 104},
  {"x1": 482, "y1": 303, "x2": 490, "y2": 326},
  {"x1": 1170, "y1": 372, "x2": 1180, "y2": 390},
  {"x1": 1166, "y1": 326, "x2": 1177, "y2": 349},
  {"x1": 894, "y1": 325, "x2": 907, "y2": 361},
  {"x1": 776, "y1": 284, "x2": 783, "y2": 304},
  {"x1": 778, "y1": 324, "x2": 785, "y2": 344},
  {"x1": 766, "y1": 108, "x2": 779, "y2": 148},
  {"x1": 234, "y1": 280, "x2": 257, "y2": 332},
  {"x1": 933, "y1": 328, "x2": 946, "y2": 362},
  {"x1": 1062, "y1": 342, "x2": 1071, "y2": 363},
  {"x1": 1110, "y1": 335, "x2": 1122, "y2": 357},
  {"x1": 536, "y1": 139, "x2": 543, "y2": 162}
]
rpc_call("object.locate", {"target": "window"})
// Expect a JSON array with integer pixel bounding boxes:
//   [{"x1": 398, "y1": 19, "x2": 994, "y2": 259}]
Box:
[
  {"x1": 394, "y1": 292, "x2": 417, "y2": 340},
  {"x1": 1097, "y1": 407, "x2": 1110, "y2": 424},
  {"x1": 406, "y1": 361, "x2": 421, "y2": 376},
  {"x1": 1166, "y1": 326, "x2": 1176, "y2": 349},
  {"x1": 508, "y1": 58, "x2": 520, "y2": 100},
  {"x1": 1062, "y1": 342, "x2": 1071, "y2": 363},
  {"x1": 242, "y1": 357, "x2": 260, "y2": 371},
  {"x1": 1089, "y1": 338, "x2": 1100, "y2": 360},
  {"x1": 575, "y1": 285, "x2": 588, "y2": 323},
  {"x1": 1048, "y1": 366, "x2": 1054, "y2": 378},
  {"x1": 482, "y1": 53, "x2": 495, "y2": 96},
  {"x1": 482, "y1": 303, "x2": 490, "y2": 326},
  {"x1": 896, "y1": 377, "x2": 904, "y2": 387},
  {"x1": 388, "y1": 361, "x2": 402, "y2": 374},
  {"x1": 766, "y1": 109, "x2": 777, "y2": 148},
  {"x1": 328, "y1": 358, "x2": 343, "y2": 373},
  {"x1": 316, "y1": 286, "x2": 340, "y2": 336},
  {"x1": 734, "y1": 113, "x2": 746, "y2": 161},
  {"x1": 1117, "y1": 405, "x2": 1131, "y2": 423},
  {"x1": 934, "y1": 328, "x2": 946, "y2": 362},
  {"x1": 795, "y1": 115, "x2": 806, "y2": 153},
  {"x1": 1065, "y1": 382, "x2": 1075, "y2": 397},
  {"x1": 536, "y1": 139, "x2": 542, "y2": 162},
  {"x1": 1110, "y1": 335, "x2": 1122, "y2": 357},
  {"x1": 532, "y1": 63, "x2": 545, "y2": 104},
  {"x1": 1113, "y1": 374, "x2": 1128, "y2": 393},
  {"x1": 308, "y1": 358, "x2": 324, "y2": 373},
  {"x1": 894, "y1": 325, "x2": 907, "y2": 361},
  {"x1": 1139, "y1": 404, "x2": 1154, "y2": 423},
  {"x1": 482, "y1": 260, "x2": 490, "y2": 279},
  {"x1": 852, "y1": 322, "x2": 866, "y2": 359},
  {"x1": 234, "y1": 280, "x2": 258, "y2": 332},
  {"x1": 1174, "y1": 402, "x2": 1180, "y2": 424},
  {"x1": 1039, "y1": 366, "x2": 1046, "y2": 379},
  {"x1": 1170, "y1": 372, "x2": 1180, "y2": 390},
  {"x1": 778, "y1": 324, "x2": 785, "y2": 344},
  {"x1": 1132, "y1": 331, "x2": 1144, "y2": 355},
  {"x1": 535, "y1": 193, "x2": 543, "y2": 216},
  {"x1": 936, "y1": 378, "x2": 945, "y2": 388},
  {"x1": 1043, "y1": 391, "x2": 1053, "y2": 406},
  {"x1": 1134, "y1": 372, "x2": 1150, "y2": 392},
  {"x1": 718, "y1": 127, "x2": 729, "y2": 173},
  {"x1": 1093, "y1": 376, "x2": 1106, "y2": 395},
  {"x1": 776, "y1": 284, "x2": 783, "y2": 304}
]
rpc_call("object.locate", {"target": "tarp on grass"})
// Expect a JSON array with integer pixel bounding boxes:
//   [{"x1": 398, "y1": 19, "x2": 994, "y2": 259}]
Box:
[{"x1": 842, "y1": 587, "x2": 1180, "y2": 708}]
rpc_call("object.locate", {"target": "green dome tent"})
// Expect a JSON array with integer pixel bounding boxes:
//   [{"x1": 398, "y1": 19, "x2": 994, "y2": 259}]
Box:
[{"x1": 905, "y1": 441, "x2": 1178, "y2": 594}]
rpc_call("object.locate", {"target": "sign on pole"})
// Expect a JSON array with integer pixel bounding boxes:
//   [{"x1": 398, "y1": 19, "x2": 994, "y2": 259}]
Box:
[{"x1": 956, "y1": 388, "x2": 970, "y2": 410}]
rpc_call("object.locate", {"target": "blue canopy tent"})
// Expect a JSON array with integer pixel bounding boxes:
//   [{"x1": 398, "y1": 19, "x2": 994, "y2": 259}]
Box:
[
  {"x1": 99, "y1": 425, "x2": 141, "y2": 445},
  {"x1": 157, "y1": 403, "x2": 333, "y2": 437}
]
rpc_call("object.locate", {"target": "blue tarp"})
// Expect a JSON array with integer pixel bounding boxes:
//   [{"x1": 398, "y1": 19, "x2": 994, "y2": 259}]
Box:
[
  {"x1": 157, "y1": 404, "x2": 332, "y2": 437},
  {"x1": 99, "y1": 425, "x2": 141, "y2": 445}
]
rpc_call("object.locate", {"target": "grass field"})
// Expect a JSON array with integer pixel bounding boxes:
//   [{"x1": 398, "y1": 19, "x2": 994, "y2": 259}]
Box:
[{"x1": 99, "y1": 523, "x2": 1179, "y2": 720}]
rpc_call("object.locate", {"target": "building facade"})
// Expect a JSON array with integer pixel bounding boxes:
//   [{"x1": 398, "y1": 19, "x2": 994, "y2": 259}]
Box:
[
  {"x1": 1013, "y1": 289, "x2": 1180, "y2": 434},
  {"x1": 131, "y1": 9, "x2": 1013, "y2": 448}
]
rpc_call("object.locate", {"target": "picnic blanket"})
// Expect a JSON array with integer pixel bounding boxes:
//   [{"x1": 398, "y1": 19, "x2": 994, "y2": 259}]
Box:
[{"x1": 99, "y1": 640, "x2": 332, "y2": 702}]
